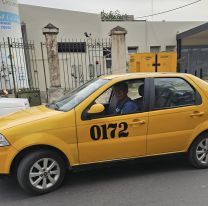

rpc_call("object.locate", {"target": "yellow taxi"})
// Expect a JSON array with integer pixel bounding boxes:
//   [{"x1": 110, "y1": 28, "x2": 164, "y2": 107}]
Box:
[{"x1": 1, "y1": 73, "x2": 208, "y2": 195}]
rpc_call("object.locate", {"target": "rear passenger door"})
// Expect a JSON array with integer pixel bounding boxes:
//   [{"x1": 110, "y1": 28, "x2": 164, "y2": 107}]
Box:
[{"x1": 147, "y1": 76, "x2": 207, "y2": 155}]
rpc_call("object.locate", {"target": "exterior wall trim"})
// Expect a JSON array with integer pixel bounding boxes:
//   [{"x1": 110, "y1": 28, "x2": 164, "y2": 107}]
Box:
[{"x1": 176, "y1": 22, "x2": 208, "y2": 40}]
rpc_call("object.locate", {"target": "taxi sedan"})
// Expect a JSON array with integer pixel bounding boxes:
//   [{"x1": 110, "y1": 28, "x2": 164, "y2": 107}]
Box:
[{"x1": 1, "y1": 73, "x2": 208, "y2": 195}]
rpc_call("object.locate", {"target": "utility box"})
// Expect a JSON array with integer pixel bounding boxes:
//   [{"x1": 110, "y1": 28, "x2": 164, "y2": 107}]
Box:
[
  {"x1": 129, "y1": 52, "x2": 177, "y2": 73},
  {"x1": 17, "y1": 89, "x2": 41, "y2": 106}
]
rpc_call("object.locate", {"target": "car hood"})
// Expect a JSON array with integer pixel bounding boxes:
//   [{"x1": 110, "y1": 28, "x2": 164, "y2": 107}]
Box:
[{"x1": 0, "y1": 105, "x2": 62, "y2": 131}]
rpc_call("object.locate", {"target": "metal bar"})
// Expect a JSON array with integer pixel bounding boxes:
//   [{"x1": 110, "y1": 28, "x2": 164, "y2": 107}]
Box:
[
  {"x1": 64, "y1": 39, "x2": 70, "y2": 90},
  {"x1": 200, "y1": 68, "x2": 203, "y2": 78},
  {"x1": 28, "y1": 40, "x2": 36, "y2": 89},
  {"x1": 0, "y1": 42, "x2": 7, "y2": 90},
  {"x1": 60, "y1": 39, "x2": 67, "y2": 91},
  {"x1": 29, "y1": 40, "x2": 37, "y2": 89},
  {"x1": 7, "y1": 37, "x2": 17, "y2": 97},
  {"x1": 13, "y1": 38, "x2": 22, "y2": 89},
  {"x1": 84, "y1": 39, "x2": 88, "y2": 83},
  {"x1": 16, "y1": 38, "x2": 24, "y2": 90},
  {"x1": 72, "y1": 38, "x2": 77, "y2": 88},
  {"x1": 101, "y1": 39, "x2": 105, "y2": 75},
  {"x1": 87, "y1": 39, "x2": 93, "y2": 79},
  {"x1": 105, "y1": 38, "x2": 108, "y2": 74},
  {"x1": 91, "y1": 38, "x2": 96, "y2": 77},
  {"x1": 9, "y1": 38, "x2": 17, "y2": 90},
  {"x1": 97, "y1": 38, "x2": 102, "y2": 76},
  {"x1": 75, "y1": 39, "x2": 81, "y2": 87},
  {"x1": 94, "y1": 39, "x2": 98, "y2": 77},
  {"x1": 22, "y1": 26, "x2": 33, "y2": 89},
  {"x1": 33, "y1": 40, "x2": 40, "y2": 89},
  {"x1": 79, "y1": 39, "x2": 84, "y2": 84},
  {"x1": 68, "y1": 38, "x2": 73, "y2": 90},
  {"x1": 19, "y1": 38, "x2": 29, "y2": 89},
  {"x1": 110, "y1": 38, "x2": 112, "y2": 74},
  {"x1": 2, "y1": 37, "x2": 12, "y2": 91},
  {"x1": 40, "y1": 42, "x2": 49, "y2": 103}
]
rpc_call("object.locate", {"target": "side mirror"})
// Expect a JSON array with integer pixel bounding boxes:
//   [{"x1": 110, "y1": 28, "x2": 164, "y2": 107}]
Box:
[{"x1": 88, "y1": 103, "x2": 105, "y2": 114}]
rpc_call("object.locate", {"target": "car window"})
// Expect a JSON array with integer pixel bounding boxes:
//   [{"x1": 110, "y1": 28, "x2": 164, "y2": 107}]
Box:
[
  {"x1": 83, "y1": 79, "x2": 145, "y2": 120},
  {"x1": 95, "y1": 88, "x2": 112, "y2": 105},
  {"x1": 48, "y1": 78, "x2": 109, "y2": 111},
  {"x1": 153, "y1": 77, "x2": 201, "y2": 110}
]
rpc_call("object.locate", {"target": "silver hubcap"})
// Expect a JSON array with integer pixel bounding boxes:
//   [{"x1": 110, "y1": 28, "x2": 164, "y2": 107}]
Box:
[
  {"x1": 196, "y1": 138, "x2": 208, "y2": 164},
  {"x1": 29, "y1": 158, "x2": 60, "y2": 190}
]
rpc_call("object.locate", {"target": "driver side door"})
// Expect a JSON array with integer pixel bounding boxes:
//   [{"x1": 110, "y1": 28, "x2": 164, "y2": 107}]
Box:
[{"x1": 75, "y1": 78, "x2": 149, "y2": 164}]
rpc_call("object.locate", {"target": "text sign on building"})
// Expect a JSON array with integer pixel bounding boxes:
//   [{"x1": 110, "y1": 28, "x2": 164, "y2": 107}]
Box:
[{"x1": 0, "y1": 0, "x2": 21, "y2": 38}]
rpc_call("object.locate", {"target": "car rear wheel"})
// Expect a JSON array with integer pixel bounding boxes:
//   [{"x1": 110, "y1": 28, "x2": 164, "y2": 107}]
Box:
[
  {"x1": 188, "y1": 133, "x2": 208, "y2": 169},
  {"x1": 17, "y1": 149, "x2": 66, "y2": 195}
]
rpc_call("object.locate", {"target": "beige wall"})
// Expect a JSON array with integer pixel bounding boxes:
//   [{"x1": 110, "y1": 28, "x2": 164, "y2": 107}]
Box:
[
  {"x1": 19, "y1": 4, "x2": 205, "y2": 54},
  {"x1": 19, "y1": 4, "x2": 101, "y2": 40},
  {"x1": 101, "y1": 21, "x2": 205, "y2": 52},
  {"x1": 19, "y1": 4, "x2": 103, "y2": 92},
  {"x1": 19, "y1": 4, "x2": 102, "y2": 58},
  {"x1": 18, "y1": 4, "x2": 206, "y2": 92}
]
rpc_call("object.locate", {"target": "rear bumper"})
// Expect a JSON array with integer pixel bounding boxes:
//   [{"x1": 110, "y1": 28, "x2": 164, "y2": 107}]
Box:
[{"x1": 0, "y1": 146, "x2": 18, "y2": 174}]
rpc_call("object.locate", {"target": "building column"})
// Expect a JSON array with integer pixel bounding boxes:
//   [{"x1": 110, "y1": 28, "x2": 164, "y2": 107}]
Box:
[
  {"x1": 109, "y1": 26, "x2": 127, "y2": 74},
  {"x1": 42, "y1": 23, "x2": 63, "y2": 103}
]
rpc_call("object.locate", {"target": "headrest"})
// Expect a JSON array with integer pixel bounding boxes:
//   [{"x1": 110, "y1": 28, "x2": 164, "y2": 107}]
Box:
[{"x1": 138, "y1": 84, "x2": 144, "y2": 96}]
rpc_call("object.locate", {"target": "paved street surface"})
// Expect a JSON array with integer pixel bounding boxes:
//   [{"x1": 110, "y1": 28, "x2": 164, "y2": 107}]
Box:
[{"x1": 1, "y1": 155, "x2": 208, "y2": 206}]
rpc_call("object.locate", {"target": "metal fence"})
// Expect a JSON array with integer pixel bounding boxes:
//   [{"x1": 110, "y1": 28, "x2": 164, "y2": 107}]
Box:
[
  {"x1": 41, "y1": 38, "x2": 112, "y2": 91},
  {"x1": 0, "y1": 37, "x2": 39, "y2": 95},
  {"x1": 2, "y1": 37, "x2": 208, "y2": 105},
  {"x1": 0, "y1": 37, "x2": 112, "y2": 104},
  {"x1": 179, "y1": 46, "x2": 208, "y2": 80}
]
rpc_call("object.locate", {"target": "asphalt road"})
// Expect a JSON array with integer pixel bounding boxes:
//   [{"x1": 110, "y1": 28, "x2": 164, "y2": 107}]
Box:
[{"x1": 1, "y1": 155, "x2": 208, "y2": 206}]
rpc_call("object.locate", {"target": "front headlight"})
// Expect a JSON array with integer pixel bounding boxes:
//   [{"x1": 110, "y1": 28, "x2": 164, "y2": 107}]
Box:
[{"x1": 0, "y1": 134, "x2": 10, "y2": 147}]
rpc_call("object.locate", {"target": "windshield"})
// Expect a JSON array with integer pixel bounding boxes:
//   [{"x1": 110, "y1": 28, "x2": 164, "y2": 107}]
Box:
[{"x1": 48, "y1": 78, "x2": 109, "y2": 111}]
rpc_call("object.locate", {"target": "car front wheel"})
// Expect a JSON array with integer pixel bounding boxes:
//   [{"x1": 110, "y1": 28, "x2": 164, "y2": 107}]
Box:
[
  {"x1": 188, "y1": 133, "x2": 208, "y2": 169},
  {"x1": 17, "y1": 149, "x2": 66, "y2": 195}
]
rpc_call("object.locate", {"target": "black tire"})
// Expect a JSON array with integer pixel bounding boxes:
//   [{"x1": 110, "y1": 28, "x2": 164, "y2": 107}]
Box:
[
  {"x1": 17, "y1": 149, "x2": 66, "y2": 195},
  {"x1": 188, "y1": 133, "x2": 208, "y2": 169}
]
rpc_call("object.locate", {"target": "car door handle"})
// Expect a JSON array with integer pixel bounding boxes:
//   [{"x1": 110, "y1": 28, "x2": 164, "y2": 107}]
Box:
[
  {"x1": 129, "y1": 119, "x2": 146, "y2": 125},
  {"x1": 190, "y1": 111, "x2": 205, "y2": 117}
]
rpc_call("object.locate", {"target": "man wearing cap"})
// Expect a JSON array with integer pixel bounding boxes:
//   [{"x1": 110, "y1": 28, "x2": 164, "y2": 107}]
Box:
[{"x1": 113, "y1": 82, "x2": 138, "y2": 115}]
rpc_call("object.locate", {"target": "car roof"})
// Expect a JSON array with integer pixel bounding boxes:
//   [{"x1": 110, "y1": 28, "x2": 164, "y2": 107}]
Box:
[{"x1": 100, "y1": 72, "x2": 192, "y2": 80}]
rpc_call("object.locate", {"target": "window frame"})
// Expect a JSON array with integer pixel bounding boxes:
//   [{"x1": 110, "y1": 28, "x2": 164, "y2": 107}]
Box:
[
  {"x1": 128, "y1": 46, "x2": 139, "y2": 54},
  {"x1": 57, "y1": 42, "x2": 86, "y2": 53},
  {"x1": 81, "y1": 78, "x2": 151, "y2": 121},
  {"x1": 166, "y1": 45, "x2": 176, "y2": 52},
  {"x1": 149, "y1": 77, "x2": 202, "y2": 112},
  {"x1": 47, "y1": 78, "x2": 109, "y2": 112},
  {"x1": 150, "y1": 46, "x2": 161, "y2": 53}
]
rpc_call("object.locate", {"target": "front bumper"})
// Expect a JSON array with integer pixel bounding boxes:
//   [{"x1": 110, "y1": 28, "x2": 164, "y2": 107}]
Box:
[{"x1": 0, "y1": 146, "x2": 18, "y2": 174}]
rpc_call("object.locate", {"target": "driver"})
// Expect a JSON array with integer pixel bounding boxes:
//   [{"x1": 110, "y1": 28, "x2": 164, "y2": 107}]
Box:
[{"x1": 113, "y1": 82, "x2": 138, "y2": 115}]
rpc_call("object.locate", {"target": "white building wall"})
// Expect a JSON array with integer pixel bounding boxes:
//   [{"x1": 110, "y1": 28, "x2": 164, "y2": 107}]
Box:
[
  {"x1": 19, "y1": 4, "x2": 102, "y2": 49},
  {"x1": 101, "y1": 21, "x2": 205, "y2": 52},
  {"x1": 19, "y1": 4, "x2": 205, "y2": 53},
  {"x1": 19, "y1": 4, "x2": 103, "y2": 92},
  {"x1": 17, "y1": 4, "x2": 205, "y2": 92}
]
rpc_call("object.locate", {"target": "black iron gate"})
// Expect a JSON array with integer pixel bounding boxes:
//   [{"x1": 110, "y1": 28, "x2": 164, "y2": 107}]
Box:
[
  {"x1": 178, "y1": 46, "x2": 208, "y2": 79},
  {"x1": 0, "y1": 38, "x2": 41, "y2": 105},
  {"x1": 41, "y1": 38, "x2": 112, "y2": 92}
]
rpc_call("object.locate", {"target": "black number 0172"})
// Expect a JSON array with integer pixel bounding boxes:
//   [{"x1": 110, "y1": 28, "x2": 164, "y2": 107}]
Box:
[{"x1": 90, "y1": 122, "x2": 129, "y2": 141}]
